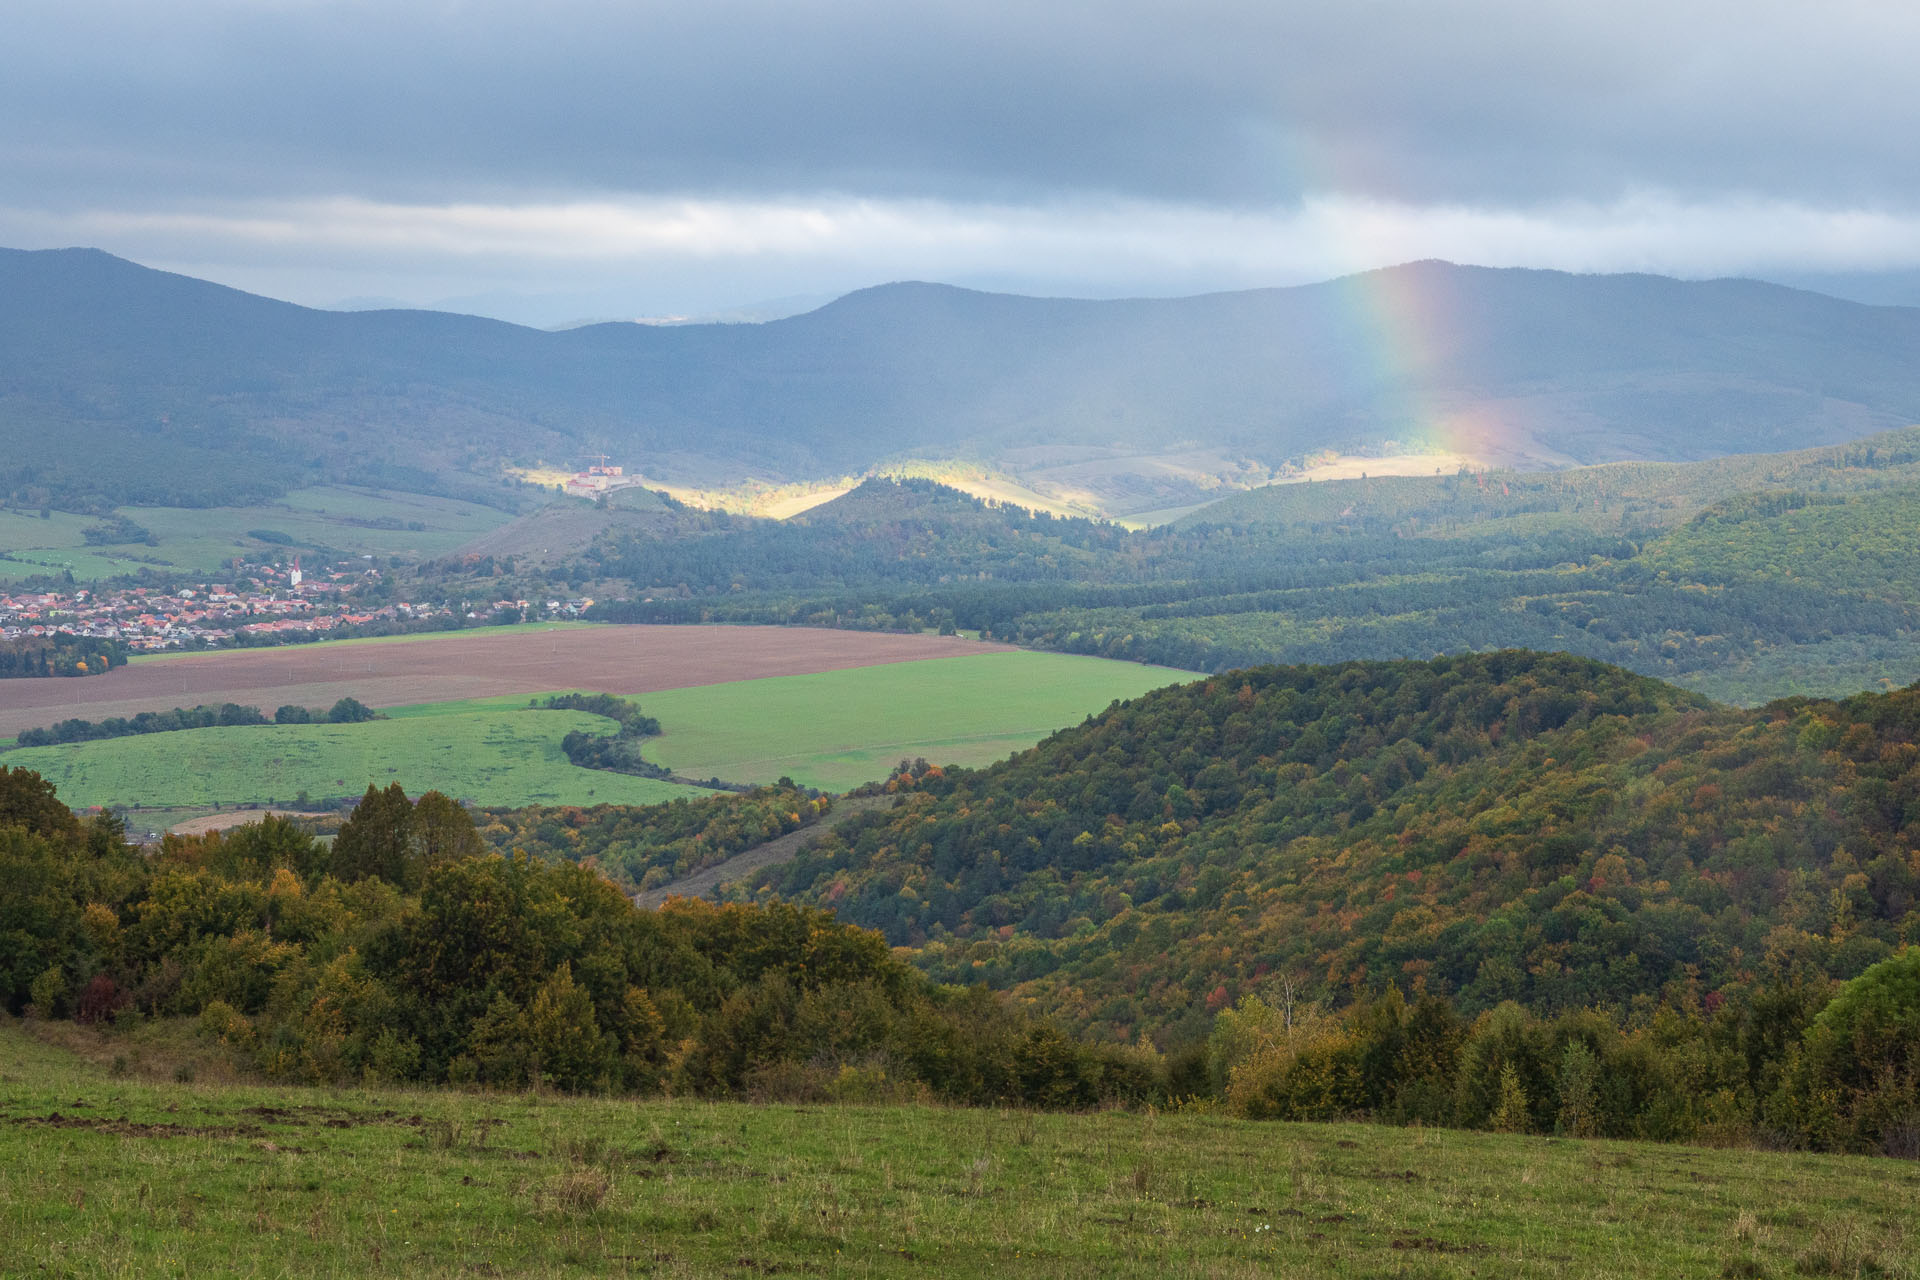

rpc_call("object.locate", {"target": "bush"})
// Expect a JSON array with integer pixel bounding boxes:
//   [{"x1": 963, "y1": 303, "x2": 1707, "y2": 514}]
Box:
[
  {"x1": 1796, "y1": 948, "x2": 1920, "y2": 1152},
  {"x1": 326, "y1": 697, "x2": 377, "y2": 724},
  {"x1": 27, "y1": 965, "x2": 67, "y2": 1019}
]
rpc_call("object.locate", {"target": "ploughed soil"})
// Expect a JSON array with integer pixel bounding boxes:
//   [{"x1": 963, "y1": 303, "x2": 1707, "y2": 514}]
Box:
[{"x1": 0, "y1": 624, "x2": 1011, "y2": 737}]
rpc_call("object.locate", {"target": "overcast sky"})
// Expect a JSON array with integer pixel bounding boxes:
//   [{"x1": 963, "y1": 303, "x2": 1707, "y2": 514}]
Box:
[{"x1": 7, "y1": 0, "x2": 1920, "y2": 325}]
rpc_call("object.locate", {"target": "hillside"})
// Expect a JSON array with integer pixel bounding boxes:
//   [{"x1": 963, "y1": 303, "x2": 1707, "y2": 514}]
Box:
[
  {"x1": 575, "y1": 435, "x2": 1920, "y2": 703},
  {"x1": 736, "y1": 651, "x2": 1920, "y2": 1045},
  {"x1": 4, "y1": 1019, "x2": 1913, "y2": 1278},
  {"x1": 1177, "y1": 426, "x2": 1920, "y2": 533},
  {"x1": 445, "y1": 486, "x2": 686, "y2": 569},
  {"x1": 12, "y1": 248, "x2": 1920, "y2": 513}
]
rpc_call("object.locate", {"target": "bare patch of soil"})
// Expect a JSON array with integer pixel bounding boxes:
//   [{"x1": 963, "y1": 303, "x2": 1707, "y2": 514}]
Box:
[
  {"x1": 167, "y1": 810, "x2": 329, "y2": 837},
  {"x1": 8, "y1": 1111, "x2": 268, "y2": 1140}
]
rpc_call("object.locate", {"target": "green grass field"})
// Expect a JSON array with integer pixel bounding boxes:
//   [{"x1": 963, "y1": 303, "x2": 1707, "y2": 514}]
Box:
[
  {"x1": 0, "y1": 709, "x2": 698, "y2": 810},
  {"x1": 2, "y1": 1018, "x2": 1914, "y2": 1279},
  {"x1": 0, "y1": 485, "x2": 511, "y2": 581},
  {"x1": 4, "y1": 652, "x2": 1184, "y2": 809},
  {"x1": 638, "y1": 651, "x2": 1182, "y2": 791}
]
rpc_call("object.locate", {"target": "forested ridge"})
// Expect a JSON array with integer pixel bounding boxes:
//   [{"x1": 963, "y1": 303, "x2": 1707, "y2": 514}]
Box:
[
  {"x1": 713, "y1": 653, "x2": 1920, "y2": 1050},
  {"x1": 19, "y1": 248, "x2": 1920, "y2": 512},
  {"x1": 565, "y1": 431, "x2": 1920, "y2": 705}
]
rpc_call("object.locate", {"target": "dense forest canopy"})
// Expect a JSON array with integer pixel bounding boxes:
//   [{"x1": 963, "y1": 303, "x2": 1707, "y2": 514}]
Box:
[
  {"x1": 0, "y1": 771, "x2": 1155, "y2": 1109},
  {"x1": 0, "y1": 634, "x2": 127, "y2": 680},
  {"x1": 696, "y1": 653, "x2": 1920, "y2": 1050}
]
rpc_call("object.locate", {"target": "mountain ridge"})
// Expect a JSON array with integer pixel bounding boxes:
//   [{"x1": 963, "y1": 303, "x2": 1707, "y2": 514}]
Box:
[{"x1": 8, "y1": 246, "x2": 1920, "y2": 514}]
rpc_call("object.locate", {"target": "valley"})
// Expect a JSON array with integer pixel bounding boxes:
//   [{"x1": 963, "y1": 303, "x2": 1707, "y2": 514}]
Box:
[
  {"x1": 12, "y1": 6, "x2": 1920, "y2": 1276},
  {"x1": 4, "y1": 255, "x2": 1920, "y2": 1269}
]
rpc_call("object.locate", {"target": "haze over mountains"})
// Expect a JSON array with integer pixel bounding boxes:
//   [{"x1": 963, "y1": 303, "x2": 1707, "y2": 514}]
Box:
[{"x1": 6, "y1": 246, "x2": 1920, "y2": 516}]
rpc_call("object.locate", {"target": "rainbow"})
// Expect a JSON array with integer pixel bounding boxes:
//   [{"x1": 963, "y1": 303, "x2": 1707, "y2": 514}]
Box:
[{"x1": 1317, "y1": 260, "x2": 1520, "y2": 470}]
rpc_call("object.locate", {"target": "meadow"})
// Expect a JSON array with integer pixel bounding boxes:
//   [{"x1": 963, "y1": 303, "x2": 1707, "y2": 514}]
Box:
[
  {"x1": 635, "y1": 651, "x2": 1182, "y2": 791},
  {"x1": 3, "y1": 651, "x2": 1182, "y2": 810},
  {"x1": 2, "y1": 1018, "x2": 1914, "y2": 1280},
  {"x1": 0, "y1": 484, "x2": 510, "y2": 581},
  {"x1": 0, "y1": 707, "x2": 697, "y2": 811}
]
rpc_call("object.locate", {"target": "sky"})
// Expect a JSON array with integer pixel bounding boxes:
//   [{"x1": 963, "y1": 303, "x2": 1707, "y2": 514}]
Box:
[{"x1": 7, "y1": 0, "x2": 1920, "y2": 327}]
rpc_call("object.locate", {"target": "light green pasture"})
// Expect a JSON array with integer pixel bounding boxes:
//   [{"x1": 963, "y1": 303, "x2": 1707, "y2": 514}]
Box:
[
  {"x1": 637, "y1": 650, "x2": 1184, "y2": 791},
  {"x1": 4, "y1": 710, "x2": 695, "y2": 810},
  {"x1": 6, "y1": 650, "x2": 1185, "y2": 808}
]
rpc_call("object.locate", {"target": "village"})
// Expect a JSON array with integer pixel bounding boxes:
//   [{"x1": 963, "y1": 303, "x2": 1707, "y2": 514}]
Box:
[{"x1": 0, "y1": 558, "x2": 596, "y2": 651}]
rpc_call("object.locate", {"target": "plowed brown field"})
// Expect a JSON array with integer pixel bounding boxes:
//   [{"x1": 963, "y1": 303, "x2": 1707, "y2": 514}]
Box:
[{"x1": 0, "y1": 624, "x2": 1012, "y2": 737}]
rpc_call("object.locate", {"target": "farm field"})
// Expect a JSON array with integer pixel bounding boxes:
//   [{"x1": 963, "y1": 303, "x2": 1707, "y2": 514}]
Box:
[
  {"x1": 635, "y1": 651, "x2": 1183, "y2": 791},
  {"x1": 0, "y1": 706, "x2": 699, "y2": 811},
  {"x1": 4, "y1": 651, "x2": 1185, "y2": 809},
  {"x1": 3, "y1": 1020, "x2": 1915, "y2": 1280},
  {"x1": 0, "y1": 623, "x2": 1014, "y2": 738},
  {"x1": 0, "y1": 484, "x2": 512, "y2": 581}
]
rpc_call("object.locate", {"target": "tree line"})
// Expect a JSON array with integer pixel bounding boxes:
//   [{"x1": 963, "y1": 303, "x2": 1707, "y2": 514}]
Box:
[
  {"x1": 1195, "y1": 966, "x2": 1917, "y2": 1157},
  {"x1": 11, "y1": 696, "x2": 377, "y2": 748},
  {"x1": 538, "y1": 693, "x2": 669, "y2": 778},
  {"x1": 0, "y1": 634, "x2": 127, "y2": 680},
  {"x1": 3, "y1": 762, "x2": 1912, "y2": 1153},
  {"x1": 0, "y1": 770, "x2": 1156, "y2": 1109}
]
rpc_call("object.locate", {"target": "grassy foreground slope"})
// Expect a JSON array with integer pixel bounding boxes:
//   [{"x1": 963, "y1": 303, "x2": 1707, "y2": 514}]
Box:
[{"x1": 3, "y1": 1022, "x2": 1914, "y2": 1280}]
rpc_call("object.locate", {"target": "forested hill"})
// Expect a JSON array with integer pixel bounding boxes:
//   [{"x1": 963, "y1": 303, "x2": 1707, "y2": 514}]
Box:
[
  {"x1": 14, "y1": 246, "x2": 1920, "y2": 508},
  {"x1": 739, "y1": 651, "x2": 1920, "y2": 1045},
  {"x1": 583, "y1": 440, "x2": 1920, "y2": 704}
]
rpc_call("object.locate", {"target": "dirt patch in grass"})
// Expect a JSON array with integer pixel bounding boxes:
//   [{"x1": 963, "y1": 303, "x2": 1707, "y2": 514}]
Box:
[
  {"x1": 0, "y1": 624, "x2": 1013, "y2": 737},
  {"x1": 8, "y1": 1110, "x2": 269, "y2": 1140},
  {"x1": 1391, "y1": 1236, "x2": 1488, "y2": 1254}
]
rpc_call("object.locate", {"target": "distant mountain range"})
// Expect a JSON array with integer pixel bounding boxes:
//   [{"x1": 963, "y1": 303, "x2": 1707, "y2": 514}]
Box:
[{"x1": 5, "y1": 246, "x2": 1920, "y2": 514}]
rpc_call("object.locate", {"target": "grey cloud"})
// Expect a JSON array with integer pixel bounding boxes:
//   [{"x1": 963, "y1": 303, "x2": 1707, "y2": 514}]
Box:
[{"x1": 6, "y1": 0, "x2": 1920, "y2": 211}]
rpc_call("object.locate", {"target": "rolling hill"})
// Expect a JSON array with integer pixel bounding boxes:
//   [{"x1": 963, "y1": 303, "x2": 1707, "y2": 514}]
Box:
[
  {"x1": 574, "y1": 434, "x2": 1920, "y2": 704},
  {"x1": 9, "y1": 247, "x2": 1920, "y2": 515},
  {"x1": 734, "y1": 651, "x2": 1920, "y2": 1045}
]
